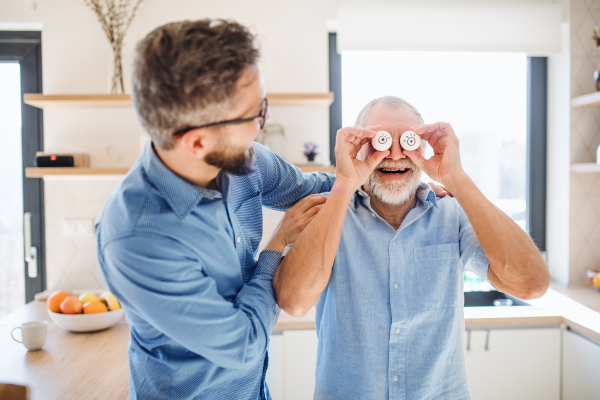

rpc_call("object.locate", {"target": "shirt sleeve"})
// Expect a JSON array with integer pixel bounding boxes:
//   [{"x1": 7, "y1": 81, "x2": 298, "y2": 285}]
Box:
[
  {"x1": 253, "y1": 142, "x2": 335, "y2": 211},
  {"x1": 458, "y1": 205, "x2": 489, "y2": 280},
  {"x1": 99, "y1": 233, "x2": 282, "y2": 370}
]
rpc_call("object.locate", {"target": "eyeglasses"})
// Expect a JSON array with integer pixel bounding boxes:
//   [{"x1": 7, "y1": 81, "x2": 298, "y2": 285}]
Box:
[{"x1": 173, "y1": 98, "x2": 269, "y2": 137}]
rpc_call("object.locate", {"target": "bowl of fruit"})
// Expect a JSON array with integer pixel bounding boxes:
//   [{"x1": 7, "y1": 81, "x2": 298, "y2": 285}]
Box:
[{"x1": 46, "y1": 291, "x2": 125, "y2": 332}]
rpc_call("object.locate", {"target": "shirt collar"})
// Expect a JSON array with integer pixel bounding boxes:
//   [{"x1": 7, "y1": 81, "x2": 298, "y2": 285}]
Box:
[
  {"x1": 141, "y1": 139, "x2": 223, "y2": 218},
  {"x1": 354, "y1": 182, "x2": 438, "y2": 212}
]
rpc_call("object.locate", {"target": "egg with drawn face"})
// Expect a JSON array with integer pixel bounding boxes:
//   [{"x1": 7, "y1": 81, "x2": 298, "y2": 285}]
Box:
[
  {"x1": 371, "y1": 131, "x2": 392, "y2": 151},
  {"x1": 400, "y1": 131, "x2": 421, "y2": 151}
]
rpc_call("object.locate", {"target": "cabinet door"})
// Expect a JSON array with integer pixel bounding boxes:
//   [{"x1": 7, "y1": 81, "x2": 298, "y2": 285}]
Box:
[
  {"x1": 465, "y1": 328, "x2": 561, "y2": 400},
  {"x1": 563, "y1": 329, "x2": 600, "y2": 400},
  {"x1": 283, "y1": 330, "x2": 318, "y2": 400},
  {"x1": 266, "y1": 333, "x2": 285, "y2": 400}
]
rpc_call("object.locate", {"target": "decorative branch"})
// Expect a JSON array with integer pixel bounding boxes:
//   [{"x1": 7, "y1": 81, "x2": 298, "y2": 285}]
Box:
[
  {"x1": 593, "y1": 26, "x2": 600, "y2": 48},
  {"x1": 83, "y1": 0, "x2": 144, "y2": 94}
]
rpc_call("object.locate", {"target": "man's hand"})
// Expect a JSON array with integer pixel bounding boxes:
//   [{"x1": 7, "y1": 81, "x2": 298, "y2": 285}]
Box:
[
  {"x1": 428, "y1": 182, "x2": 454, "y2": 197},
  {"x1": 264, "y1": 195, "x2": 327, "y2": 253},
  {"x1": 334, "y1": 126, "x2": 389, "y2": 192},
  {"x1": 404, "y1": 122, "x2": 465, "y2": 193}
]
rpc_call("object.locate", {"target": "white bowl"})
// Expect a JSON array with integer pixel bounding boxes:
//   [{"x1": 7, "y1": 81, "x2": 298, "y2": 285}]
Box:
[{"x1": 48, "y1": 309, "x2": 125, "y2": 332}]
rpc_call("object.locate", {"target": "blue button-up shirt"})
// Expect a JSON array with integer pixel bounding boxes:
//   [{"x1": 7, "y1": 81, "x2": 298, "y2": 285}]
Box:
[
  {"x1": 95, "y1": 140, "x2": 334, "y2": 400},
  {"x1": 314, "y1": 183, "x2": 489, "y2": 400}
]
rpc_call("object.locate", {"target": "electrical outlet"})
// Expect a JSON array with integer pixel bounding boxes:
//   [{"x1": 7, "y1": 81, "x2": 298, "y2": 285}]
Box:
[{"x1": 62, "y1": 219, "x2": 94, "y2": 236}]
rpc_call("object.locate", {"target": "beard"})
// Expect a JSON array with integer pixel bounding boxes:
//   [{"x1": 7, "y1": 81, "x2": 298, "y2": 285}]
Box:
[
  {"x1": 364, "y1": 158, "x2": 422, "y2": 206},
  {"x1": 205, "y1": 137, "x2": 257, "y2": 176}
]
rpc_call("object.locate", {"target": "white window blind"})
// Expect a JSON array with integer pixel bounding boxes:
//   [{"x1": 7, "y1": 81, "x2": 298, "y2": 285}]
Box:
[{"x1": 337, "y1": 0, "x2": 565, "y2": 55}]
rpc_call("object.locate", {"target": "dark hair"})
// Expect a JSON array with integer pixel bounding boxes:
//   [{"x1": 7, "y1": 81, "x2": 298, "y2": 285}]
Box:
[{"x1": 131, "y1": 19, "x2": 260, "y2": 149}]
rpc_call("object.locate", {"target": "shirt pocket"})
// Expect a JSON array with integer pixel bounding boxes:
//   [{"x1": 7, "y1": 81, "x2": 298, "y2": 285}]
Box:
[{"x1": 414, "y1": 243, "x2": 461, "y2": 311}]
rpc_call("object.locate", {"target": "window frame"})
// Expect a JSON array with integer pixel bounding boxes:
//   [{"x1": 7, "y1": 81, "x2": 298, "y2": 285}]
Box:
[{"x1": 328, "y1": 33, "x2": 548, "y2": 250}]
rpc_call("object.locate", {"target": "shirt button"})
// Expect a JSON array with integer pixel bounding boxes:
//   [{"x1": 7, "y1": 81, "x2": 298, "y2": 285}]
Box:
[
  {"x1": 371, "y1": 212, "x2": 376, "y2": 217},
  {"x1": 394, "y1": 284, "x2": 399, "y2": 290},
  {"x1": 392, "y1": 242, "x2": 396, "y2": 247},
  {"x1": 394, "y1": 375, "x2": 399, "y2": 382},
  {"x1": 236, "y1": 237, "x2": 241, "y2": 244},
  {"x1": 395, "y1": 328, "x2": 400, "y2": 334}
]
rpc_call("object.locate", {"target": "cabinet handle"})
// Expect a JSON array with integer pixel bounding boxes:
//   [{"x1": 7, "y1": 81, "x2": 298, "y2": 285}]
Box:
[
  {"x1": 466, "y1": 329, "x2": 471, "y2": 351},
  {"x1": 485, "y1": 329, "x2": 490, "y2": 351},
  {"x1": 24, "y1": 212, "x2": 38, "y2": 278}
]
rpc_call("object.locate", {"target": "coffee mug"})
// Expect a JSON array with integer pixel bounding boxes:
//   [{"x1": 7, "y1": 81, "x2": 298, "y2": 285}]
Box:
[{"x1": 11, "y1": 320, "x2": 47, "y2": 351}]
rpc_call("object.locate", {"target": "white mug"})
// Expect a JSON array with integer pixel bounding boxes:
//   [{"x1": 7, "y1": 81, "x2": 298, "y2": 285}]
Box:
[{"x1": 11, "y1": 320, "x2": 48, "y2": 351}]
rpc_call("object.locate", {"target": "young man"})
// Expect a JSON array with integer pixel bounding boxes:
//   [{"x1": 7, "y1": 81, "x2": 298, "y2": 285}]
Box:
[
  {"x1": 95, "y1": 19, "x2": 348, "y2": 399},
  {"x1": 272, "y1": 96, "x2": 551, "y2": 399}
]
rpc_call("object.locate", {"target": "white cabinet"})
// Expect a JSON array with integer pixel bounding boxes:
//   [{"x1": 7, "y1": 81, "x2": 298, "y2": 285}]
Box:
[
  {"x1": 464, "y1": 328, "x2": 561, "y2": 400},
  {"x1": 562, "y1": 329, "x2": 600, "y2": 400},
  {"x1": 266, "y1": 330, "x2": 318, "y2": 400}
]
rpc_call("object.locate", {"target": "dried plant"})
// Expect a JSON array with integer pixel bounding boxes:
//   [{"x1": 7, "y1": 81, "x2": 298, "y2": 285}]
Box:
[
  {"x1": 84, "y1": 0, "x2": 144, "y2": 94},
  {"x1": 593, "y1": 26, "x2": 600, "y2": 47}
]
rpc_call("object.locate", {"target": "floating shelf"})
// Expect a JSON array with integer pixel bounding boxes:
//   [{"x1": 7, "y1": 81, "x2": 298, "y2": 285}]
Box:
[
  {"x1": 25, "y1": 167, "x2": 130, "y2": 178},
  {"x1": 571, "y1": 163, "x2": 600, "y2": 173},
  {"x1": 23, "y1": 92, "x2": 334, "y2": 109},
  {"x1": 26, "y1": 164, "x2": 334, "y2": 179},
  {"x1": 571, "y1": 92, "x2": 600, "y2": 108}
]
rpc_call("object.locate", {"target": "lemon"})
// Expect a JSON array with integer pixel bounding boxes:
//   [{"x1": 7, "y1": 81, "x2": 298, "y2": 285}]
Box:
[
  {"x1": 79, "y1": 292, "x2": 99, "y2": 304},
  {"x1": 593, "y1": 275, "x2": 600, "y2": 289}
]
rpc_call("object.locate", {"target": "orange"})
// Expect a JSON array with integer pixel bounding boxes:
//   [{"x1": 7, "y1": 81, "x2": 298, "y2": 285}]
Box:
[
  {"x1": 47, "y1": 291, "x2": 70, "y2": 313},
  {"x1": 82, "y1": 300, "x2": 108, "y2": 314},
  {"x1": 60, "y1": 296, "x2": 83, "y2": 314}
]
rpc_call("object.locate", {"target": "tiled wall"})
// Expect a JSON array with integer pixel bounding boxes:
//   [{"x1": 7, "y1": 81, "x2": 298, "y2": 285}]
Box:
[
  {"x1": 570, "y1": 0, "x2": 600, "y2": 283},
  {"x1": 44, "y1": 179, "x2": 122, "y2": 292}
]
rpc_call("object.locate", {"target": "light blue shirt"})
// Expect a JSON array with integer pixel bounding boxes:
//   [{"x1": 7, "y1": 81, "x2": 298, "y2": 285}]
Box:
[
  {"x1": 314, "y1": 183, "x2": 489, "y2": 400},
  {"x1": 95, "y1": 140, "x2": 334, "y2": 400}
]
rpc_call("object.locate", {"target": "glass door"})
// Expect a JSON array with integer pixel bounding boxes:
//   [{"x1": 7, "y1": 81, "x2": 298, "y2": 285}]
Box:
[
  {"x1": 0, "y1": 62, "x2": 25, "y2": 317},
  {"x1": 0, "y1": 31, "x2": 45, "y2": 317}
]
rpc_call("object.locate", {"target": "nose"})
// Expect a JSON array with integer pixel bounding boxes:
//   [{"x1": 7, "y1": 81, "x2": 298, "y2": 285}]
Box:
[{"x1": 386, "y1": 137, "x2": 407, "y2": 160}]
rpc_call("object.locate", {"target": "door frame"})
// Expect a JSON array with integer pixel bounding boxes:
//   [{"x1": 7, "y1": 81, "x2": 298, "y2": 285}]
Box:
[{"x1": 0, "y1": 31, "x2": 45, "y2": 302}]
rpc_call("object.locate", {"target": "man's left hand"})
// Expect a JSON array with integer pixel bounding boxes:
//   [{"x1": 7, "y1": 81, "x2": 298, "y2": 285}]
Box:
[{"x1": 403, "y1": 122, "x2": 465, "y2": 192}]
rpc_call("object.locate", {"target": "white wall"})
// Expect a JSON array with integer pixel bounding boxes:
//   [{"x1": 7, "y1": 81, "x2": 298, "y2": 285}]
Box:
[
  {"x1": 0, "y1": 0, "x2": 339, "y2": 291},
  {"x1": 566, "y1": 0, "x2": 600, "y2": 284}
]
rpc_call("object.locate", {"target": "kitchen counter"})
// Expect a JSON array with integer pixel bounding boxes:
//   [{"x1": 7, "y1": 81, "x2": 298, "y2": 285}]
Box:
[{"x1": 2, "y1": 284, "x2": 600, "y2": 399}]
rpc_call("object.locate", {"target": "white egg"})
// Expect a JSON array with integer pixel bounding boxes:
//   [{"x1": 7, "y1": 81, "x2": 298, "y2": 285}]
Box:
[
  {"x1": 372, "y1": 131, "x2": 392, "y2": 151},
  {"x1": 400, "y1": 131, "x2": 421, "y2": 151}
]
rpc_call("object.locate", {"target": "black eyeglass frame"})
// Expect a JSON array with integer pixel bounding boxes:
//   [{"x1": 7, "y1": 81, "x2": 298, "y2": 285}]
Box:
[{"x1": 173, "y1": 98, "x2": 269, "y2": 137}]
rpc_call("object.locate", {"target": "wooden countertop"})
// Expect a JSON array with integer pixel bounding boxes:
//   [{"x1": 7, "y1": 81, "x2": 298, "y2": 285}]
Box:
[{"x1": 2, "y1": 284, "x2": 600, "y2": 399}]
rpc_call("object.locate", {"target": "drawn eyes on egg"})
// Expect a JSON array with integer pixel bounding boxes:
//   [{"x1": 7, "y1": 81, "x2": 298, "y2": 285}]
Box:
[{"x1": 370, "y1": 130, "x2": 422, "y2": 152}]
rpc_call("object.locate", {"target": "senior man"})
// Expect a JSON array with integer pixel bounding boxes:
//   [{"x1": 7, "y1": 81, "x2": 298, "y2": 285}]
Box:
[{"x1": 272, "y1": 96, "x2": 550, "y2": 399}]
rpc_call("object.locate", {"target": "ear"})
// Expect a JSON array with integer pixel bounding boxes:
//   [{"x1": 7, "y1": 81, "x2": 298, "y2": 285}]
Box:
[{"x1": 180, "y1": 128, "x2": 216, "y2": 160}]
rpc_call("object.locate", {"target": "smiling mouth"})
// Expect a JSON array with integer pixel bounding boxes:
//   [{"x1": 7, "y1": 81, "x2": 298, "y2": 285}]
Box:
[{"x1": 378, "y1": 167, "x2": 411, "y2": 174}]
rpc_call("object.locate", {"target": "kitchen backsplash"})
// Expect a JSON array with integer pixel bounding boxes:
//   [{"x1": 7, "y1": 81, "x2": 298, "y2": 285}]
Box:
[
  {"x1": 44, "y1": 179, "x2": 122, "y2": 292},
  {"x1": 570, "y1": 0, "x2": 600, "y2": 283}
]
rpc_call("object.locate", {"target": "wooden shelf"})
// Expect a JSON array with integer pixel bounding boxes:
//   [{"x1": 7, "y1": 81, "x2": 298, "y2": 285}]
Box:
[
  {"x1": 26, "y1": 164, "x2": 335, "y2": 178},
  {"x1": 23, "y1": 94, "x2": 132, "y2": 108},
  {"x1": 571, "y1": 92, "x2": 600, "y2": 108},
  {"x1": 23, "y1": 92, "x2": 334, "y2": 109},
  {"x1": 571, "y1": 163, "x2": 600, "y2": 173},
  {"x1": 25, "y1": 167, "x2": 129, "y2": 178}
]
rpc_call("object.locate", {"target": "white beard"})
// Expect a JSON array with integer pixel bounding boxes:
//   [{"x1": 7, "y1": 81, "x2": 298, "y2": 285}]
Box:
[{"x1": 365, "y1": 159, "x2": 422, "y2": 206}]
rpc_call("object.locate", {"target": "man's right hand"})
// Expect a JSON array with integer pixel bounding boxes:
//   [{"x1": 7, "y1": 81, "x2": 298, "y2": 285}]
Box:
[
  {"x1": 264, "y1": 194, "x2": 327, "y2": 253},
  {"x1": 334, "y1": 126, "x2": 390, "y2": 192}
]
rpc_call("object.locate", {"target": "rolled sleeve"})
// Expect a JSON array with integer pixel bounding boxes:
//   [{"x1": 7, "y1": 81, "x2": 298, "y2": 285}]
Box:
[{"x1": 458, "y1": 206, "x2": 489, "y2": 280}]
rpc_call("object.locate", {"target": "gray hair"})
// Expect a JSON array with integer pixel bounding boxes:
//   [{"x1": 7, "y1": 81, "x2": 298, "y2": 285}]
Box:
[{"x1": 354, "y1": 96, "x2": 424, "y2": 128}]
